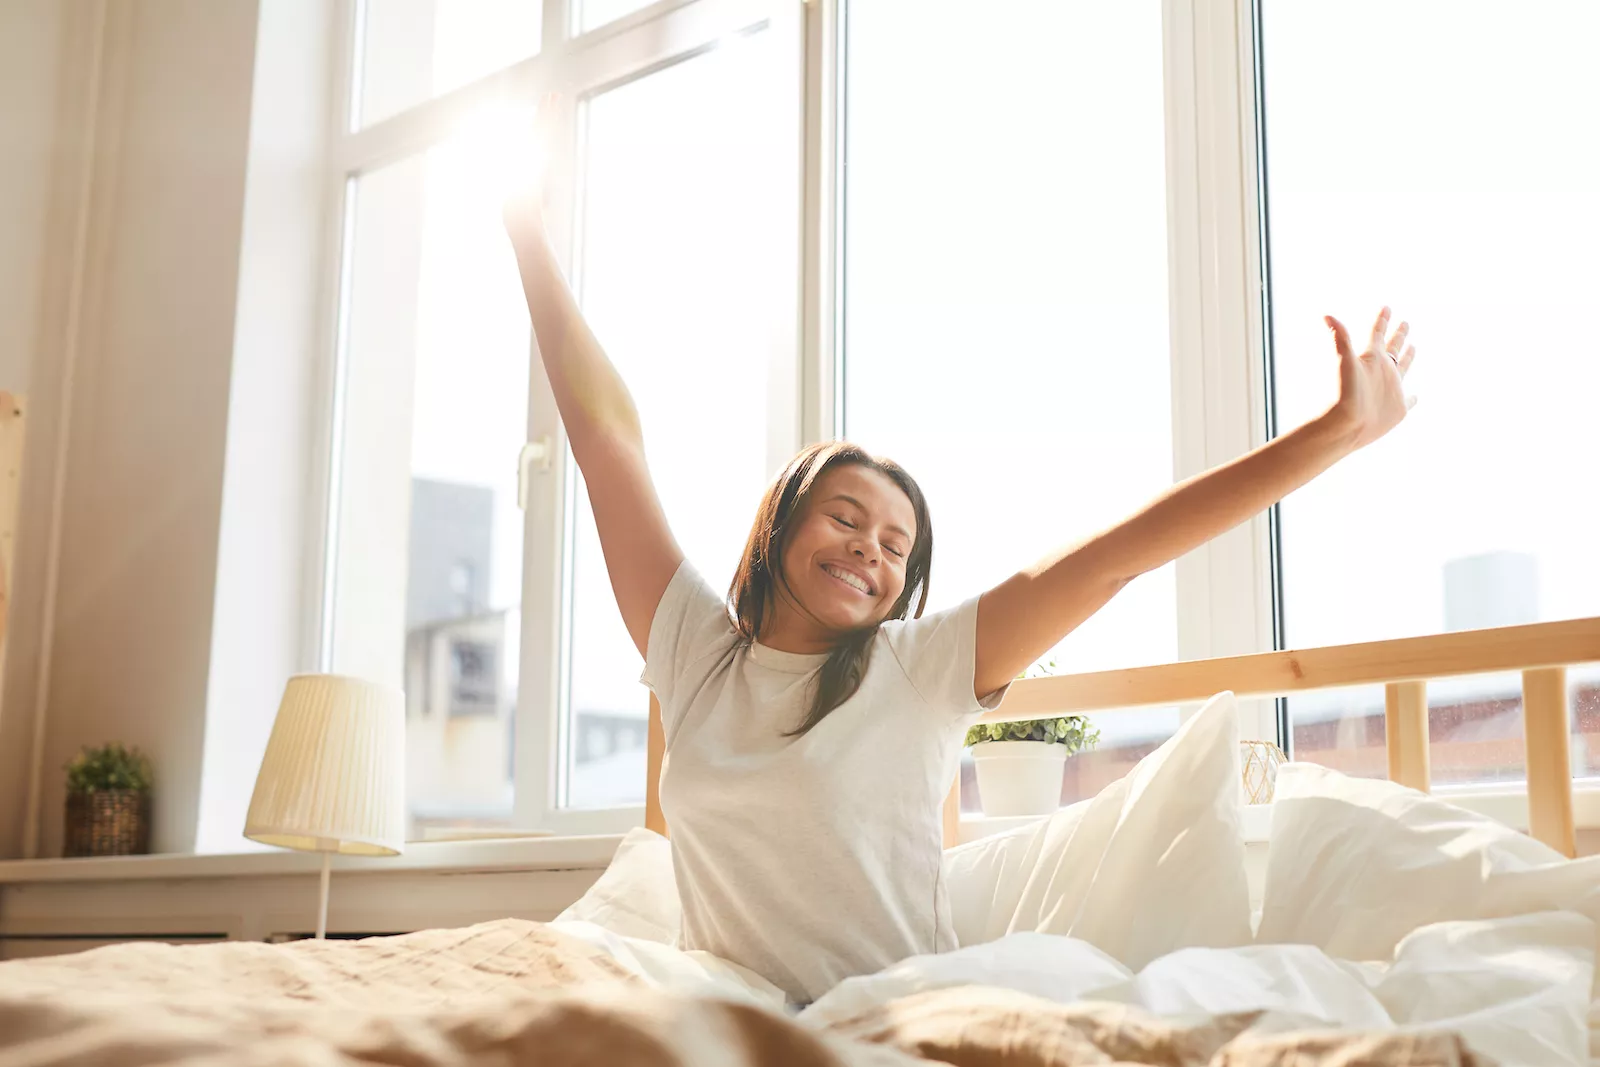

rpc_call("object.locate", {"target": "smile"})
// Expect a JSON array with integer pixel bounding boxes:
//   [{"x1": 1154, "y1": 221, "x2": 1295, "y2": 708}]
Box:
[{"x1": 821, "y1": 563, "x2": 874, "y2": 596}]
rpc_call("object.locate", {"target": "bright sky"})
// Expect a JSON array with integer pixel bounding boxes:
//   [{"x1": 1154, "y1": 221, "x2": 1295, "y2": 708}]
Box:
[{"x1": 1261, "y1": 0, "x2": 1600, "y2": 648}]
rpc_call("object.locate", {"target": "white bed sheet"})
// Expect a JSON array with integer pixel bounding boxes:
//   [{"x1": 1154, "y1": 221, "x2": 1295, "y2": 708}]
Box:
[
  {"x1": 554, "y1": 689, "x2": 1600, "y2": 1064},
  {"x1": 797, "y1": 911, "x2": 1593, "y2": 1065}
]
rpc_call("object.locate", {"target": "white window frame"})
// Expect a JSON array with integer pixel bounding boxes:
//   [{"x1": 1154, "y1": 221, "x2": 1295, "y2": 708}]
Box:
[
  {"x1": 310, "y1": 0, "x2": 806, "y2": 838},
  {"x1": 519, "y1": 0, "x2": 807, "y2": 835},
  {"x1": 305, "y1": 0, "x2": 1322, "y2": 840},
  {"x1": 818, "y1": 0, "x2": 1278, "y2": 742},
  {"x1": 1161, "y1": 0, "x2": 1277, "y2": 743}
]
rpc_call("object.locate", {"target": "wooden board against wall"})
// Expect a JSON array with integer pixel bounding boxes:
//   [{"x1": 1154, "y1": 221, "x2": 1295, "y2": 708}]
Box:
[{"x1": 0, "y1": 393, "x2": 25, "y2": 695}]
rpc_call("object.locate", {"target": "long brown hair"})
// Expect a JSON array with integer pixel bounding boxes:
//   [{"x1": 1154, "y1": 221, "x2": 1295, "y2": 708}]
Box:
[{"x1": 727, "y1": 441, "x2": 933, "y2": 735}]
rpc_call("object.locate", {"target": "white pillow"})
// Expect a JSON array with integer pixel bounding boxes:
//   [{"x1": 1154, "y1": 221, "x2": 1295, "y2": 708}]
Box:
[
  {"x1": 1372, "y1": 911, "x2": 1594, "y2": 1067},
  {"x1": 1256, "y1": 762, "x2": 1600, "y2": 964},
  {"x1": 942, "y1": 690, "x2": 1253, "y2": 970},
  {"x1": 553, "y1": 827, "x2": 681, "y2": 943}
]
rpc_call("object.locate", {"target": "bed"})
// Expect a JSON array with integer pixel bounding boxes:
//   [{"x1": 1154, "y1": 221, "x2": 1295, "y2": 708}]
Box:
[{"x1": 3, "y1": 616, "x2": 1598, "y2": 1066}]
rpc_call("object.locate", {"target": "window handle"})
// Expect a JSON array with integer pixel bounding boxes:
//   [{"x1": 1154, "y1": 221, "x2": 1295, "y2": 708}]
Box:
[{"x1": 517, "y1": 436, "x2": 553, "y2": 510}]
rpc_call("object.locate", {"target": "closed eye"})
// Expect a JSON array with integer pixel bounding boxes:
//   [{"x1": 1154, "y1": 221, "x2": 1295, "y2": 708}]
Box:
[{"x1": 833, "y1": 514, "x2": 905, "y2": 560}]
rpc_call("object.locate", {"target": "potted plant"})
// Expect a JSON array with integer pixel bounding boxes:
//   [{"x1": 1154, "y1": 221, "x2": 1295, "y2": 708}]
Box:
[
  {"x1": 963, "y1": 660, "x2": 1100, "y2": 816},
  {"x1": 63, "y1": 742, "x2": 152, "y2": 857}
]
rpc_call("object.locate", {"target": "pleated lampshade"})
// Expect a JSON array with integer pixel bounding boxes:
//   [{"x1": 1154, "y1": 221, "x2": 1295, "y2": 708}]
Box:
[{"x1": 244, "y1": 674, "x2": 406, "y2": 856}]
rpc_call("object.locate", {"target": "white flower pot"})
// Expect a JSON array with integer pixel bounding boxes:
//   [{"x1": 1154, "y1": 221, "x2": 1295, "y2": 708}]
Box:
[{"x1": 970, "y1": 740, "x2": 1068, "y2": 817}]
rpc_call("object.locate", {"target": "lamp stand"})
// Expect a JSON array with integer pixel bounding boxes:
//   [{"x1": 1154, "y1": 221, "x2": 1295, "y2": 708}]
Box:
[{"x1": 316, "y1": 851, "x2": 331, "y2": 939}]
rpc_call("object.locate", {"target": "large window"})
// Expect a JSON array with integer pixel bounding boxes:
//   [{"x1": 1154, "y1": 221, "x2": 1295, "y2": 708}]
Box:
[
  {"x1": 318, "y1": 0, "x2": 1598, "y2": 838},
  {"x1": 1258, "y1": 0, "x2": 1600, "y2": 787},
  {"x1": 842, "y1": 1, "x2": 1182, "y2": 811},
  {"x1": 322, "y1": 0, "x2": 801, "y2": 837},
  {"x1": 328, "y1": 128, "x2": 530, "y2": 832},
  {"x1": 563, "y1": 28, "x2": 797, "y2": 810}
]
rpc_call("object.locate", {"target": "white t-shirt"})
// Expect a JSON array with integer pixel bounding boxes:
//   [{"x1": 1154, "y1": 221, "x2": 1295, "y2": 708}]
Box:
[{"x1": 642, "y1": 561, "x2": 1007, "y2": 1003}]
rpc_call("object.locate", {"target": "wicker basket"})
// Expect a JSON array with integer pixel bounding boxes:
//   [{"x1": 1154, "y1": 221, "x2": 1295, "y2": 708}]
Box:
[
  {"x1": 64, "y1": 790, "x2": 151, "y2": 857},
  {"x1": 1239, "y1": 740, "x2": 1288, "y2": 805}
]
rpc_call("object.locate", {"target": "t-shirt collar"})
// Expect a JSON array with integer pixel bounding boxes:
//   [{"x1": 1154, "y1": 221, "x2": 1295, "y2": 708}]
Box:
[{"x1": 747, "y1": 640, "x2": 830, "y2": 674}]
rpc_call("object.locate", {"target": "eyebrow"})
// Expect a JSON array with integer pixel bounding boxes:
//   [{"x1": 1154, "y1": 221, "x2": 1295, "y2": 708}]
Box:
[{"x1": 823, "y1": 494, "x2": 913, "y2": 542}]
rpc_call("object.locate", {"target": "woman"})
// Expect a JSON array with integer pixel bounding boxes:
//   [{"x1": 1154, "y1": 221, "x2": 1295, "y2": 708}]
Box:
[{"x1": 503, "y1": 172, "x2": 1416, "y2": 1006}]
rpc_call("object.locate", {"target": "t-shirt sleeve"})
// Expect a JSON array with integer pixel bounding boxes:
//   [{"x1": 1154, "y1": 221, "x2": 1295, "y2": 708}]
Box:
[
  {"x1": 880, "y1": 593, "x2": 1010, "y2": 720},
  {"x1": 640, "y1": 559, "x2": 738, "y2": 734}
]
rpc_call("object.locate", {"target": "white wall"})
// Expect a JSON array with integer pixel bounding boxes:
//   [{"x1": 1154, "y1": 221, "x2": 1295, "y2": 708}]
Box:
[
  {"x1": 0, "y1": 0, "x2": 65, "y2": 397},
  {"x1": 37, "y1": 0, "x2": 263, "y2": 859},
  {"x1": 195, "y1": 0, "x2": 334, "y2": 853},
  {"x1": 0, "y1": 0, "x2": 354, "y2": 860},
  {"x1": 0, "y1": 0, "x2": 290, "y2": 859}
]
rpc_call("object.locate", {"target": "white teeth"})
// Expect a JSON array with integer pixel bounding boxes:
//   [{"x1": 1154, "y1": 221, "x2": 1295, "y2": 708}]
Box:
[{"x1": 823, "y1": 564, "x2": 871, "y2": 594}]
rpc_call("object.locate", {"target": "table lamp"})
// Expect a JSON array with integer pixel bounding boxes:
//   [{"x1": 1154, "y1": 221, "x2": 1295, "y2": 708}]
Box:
[{"x1": 244, "y1": 674, "x2": 405, "y2": 938}]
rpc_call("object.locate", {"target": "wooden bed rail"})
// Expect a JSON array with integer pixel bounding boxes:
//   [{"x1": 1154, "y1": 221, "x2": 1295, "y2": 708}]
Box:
[{"x1": 646, "y1": 616, "x2": 1600, "y2": 857}]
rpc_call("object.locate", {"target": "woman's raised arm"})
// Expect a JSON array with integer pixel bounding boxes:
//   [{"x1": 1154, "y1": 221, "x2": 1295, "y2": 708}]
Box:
[
  {"x1": 503, "y1": 180, "x2": 682, "y2": 657},
  {"x1": 973, "y1": 308, "x2": 1418, "y2": 698}
]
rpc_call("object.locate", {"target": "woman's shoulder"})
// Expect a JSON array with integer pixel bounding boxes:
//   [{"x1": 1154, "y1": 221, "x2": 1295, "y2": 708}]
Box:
[
  {"x1": 869, "y1": 593, "x2": 990, "y2": 716},
  {"x1": 875, "y1": 593, "x2": 980, "y2": 646},
  {"x1": 643, "y1": 561, "x2": 741, "y2": 713}
]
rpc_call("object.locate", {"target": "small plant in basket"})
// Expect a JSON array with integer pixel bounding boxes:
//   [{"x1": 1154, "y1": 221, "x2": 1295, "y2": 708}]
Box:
[
  {"x1": 63, "y1": 742, "x2": 153, "y2": 857},
  {"x1": 963, "y1": 659, "x2": 1101, "y2": 817}
]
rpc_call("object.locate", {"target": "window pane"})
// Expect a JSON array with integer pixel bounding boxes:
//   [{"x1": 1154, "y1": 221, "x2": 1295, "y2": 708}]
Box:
[
  {"x1": 564, "y1": 30, "x2": 790, "y2": 809},
  {"x1": 1261, "y1": 2, "x2": 1600, "y2": 784},
  {"x1": 1290, "y1": 687, "x2": 1389, "y2": 780},
  {"x1": 1292, "y1": 675, "x2": 1530, "y2": 788},
  {"x1": 1295, "y1": 669, "x2": 1600, "y2": 789},
  {"x1": 358, "y1": 0, "x2": 542, "y2": 128},
  {"x1": 1573, "y1": 667, "x2": 1600, "y2": 779},
  {"x1": 843, "y1": 1, "x2": 1175, "y2": 812},
  {"x1": 332, "y1": 135, "x2": 530, "y2": 834},
  {"x1": 575, "y1": 0, "x2": 658, "y2": 36}
]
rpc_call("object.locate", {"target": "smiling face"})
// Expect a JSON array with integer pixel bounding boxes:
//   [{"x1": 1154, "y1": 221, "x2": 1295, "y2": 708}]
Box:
[{"x1": 776, "y1": 464, "x2": 919, "y2": 633}]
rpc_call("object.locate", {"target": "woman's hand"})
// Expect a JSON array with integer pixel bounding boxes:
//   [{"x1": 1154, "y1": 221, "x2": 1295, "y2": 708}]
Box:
[
  {"x1": 1322, "y1": 307, "x2": 1418, "y2": 451},
  {"x1": 501, "y1": 93, "x2": 560, "y2": 249}
]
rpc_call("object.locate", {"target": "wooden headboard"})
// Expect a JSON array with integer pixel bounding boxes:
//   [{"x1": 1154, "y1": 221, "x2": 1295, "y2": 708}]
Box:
[{"x1": 644, "y1": 615, "x2": 1600, "y2": 857}]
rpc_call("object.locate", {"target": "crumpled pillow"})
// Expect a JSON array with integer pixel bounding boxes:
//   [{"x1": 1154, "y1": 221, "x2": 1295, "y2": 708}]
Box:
[
  {"x1": 1256, "y1": 762, "x2": 1600, "y2": 964},
  {"x1": 553, "y1": 827, "x2": 680, "y2": 943},
  {"x1": 942, "y1": 690, "x2": 1253, "y2": 969}
]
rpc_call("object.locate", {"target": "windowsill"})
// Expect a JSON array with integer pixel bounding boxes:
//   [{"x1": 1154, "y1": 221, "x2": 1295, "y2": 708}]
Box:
[
  {"x1": 0, "y1": 834, "x2": 624, "y2": 885},
  {"x1": 7, "y1": 780, "x2": 1590, "y2": 884}
]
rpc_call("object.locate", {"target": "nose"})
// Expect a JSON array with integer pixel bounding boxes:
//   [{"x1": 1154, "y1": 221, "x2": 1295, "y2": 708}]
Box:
[{"x1": 849, "y1": 536, "x2": 878, "y2": 565}]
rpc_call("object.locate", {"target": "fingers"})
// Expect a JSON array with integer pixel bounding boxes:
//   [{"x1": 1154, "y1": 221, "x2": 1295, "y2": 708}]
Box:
[
  {"x1": 1369, "y1": 306, "x2": 1391, "y2": 352},
  {"x1": 1387, "y1": 320, "x2": 1410, "y2": 356},
  {"x1": 1396, "y1": 344, "x2": 1416, "y2": 376},
  {"x1": 1325, "y1": 315, "x2": 1354, "y2": 358}
]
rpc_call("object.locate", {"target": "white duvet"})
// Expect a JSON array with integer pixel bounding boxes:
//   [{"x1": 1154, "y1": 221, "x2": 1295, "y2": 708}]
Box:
[{"x1": 553, "y1": 692, "x2": 1600, "y2": 1066}]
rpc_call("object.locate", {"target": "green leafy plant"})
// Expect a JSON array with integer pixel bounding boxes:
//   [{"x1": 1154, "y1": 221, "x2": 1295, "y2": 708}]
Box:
[
  {"x1": 963, "y1": 715, "x2": 1100, "y2": 751},
  {"x1": 64, "y1": 743, "x2": 153, "y2": 794}
]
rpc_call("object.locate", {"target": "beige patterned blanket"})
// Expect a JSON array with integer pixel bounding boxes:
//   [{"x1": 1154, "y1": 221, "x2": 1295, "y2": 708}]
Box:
[{"x1": 0, "y1": 920, "x2": 1488, "y2": 1066}]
